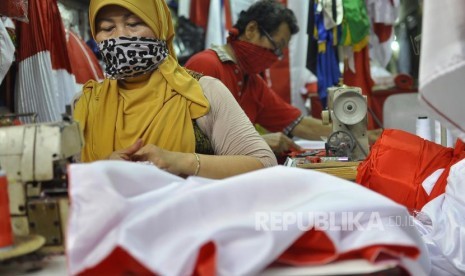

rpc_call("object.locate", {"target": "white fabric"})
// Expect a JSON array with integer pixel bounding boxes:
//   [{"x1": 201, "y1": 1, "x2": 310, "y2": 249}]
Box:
[
  {"x1": 365, "y1": 0, "x2": 398, "y2": 68},
  {"x1": 288, "y1": 0, "x2": 309, "y2": 114},
  {"x1": 228, "y1": 0, "x2": 254, "y2": 25},
  {"x1": 295, "y1": 139, "x2": 325, "y2": 150},
  {"x1": 322, "y1": 0, "x2": 343, "y2": 30},
  {"x1": 177, "y1": 0, "x2": 191, "y2": 19},
  {"x1": 298, "y1": 68, "x2": 318, "y2": 97},
  {"x1": 205, "y1": 0, "x2": 227, "y2": 48},
  {"x1": 419, "y1": 0, "x2": 465, "y2": 142},
  {"x1": 370, "y1": 62, "x2": 394, "y2": 88},
  {"x1": 0, "y1": 20, "x2": 15, "y2": 84},
  {"x1": 365, "y1": 0, "x2": 399, "y2": 25},
  {"x1": 368, "y1": 27, "x2": 394, "y2": 68},
  {"x1": 421, "y1": 168, "x2": 444, "y2": 196},
  {"x1": 434, "y1": 121, "x2": 457, "y2": 147},
  {"x1": 15, "y1": 52, "x2": 77, "y2": 122},
  {"x1": 1, "y1": 17, "x2": 15, "y2": 29},
  {"x1": 342, "y1": 46, "x2": 355, "y2": 73},
  {"x1": 67, "y1": 162, "x2": 430, "y2": 275},
  {"x1": 415, "y1": 158, "x2": 465, "y2": 275}
]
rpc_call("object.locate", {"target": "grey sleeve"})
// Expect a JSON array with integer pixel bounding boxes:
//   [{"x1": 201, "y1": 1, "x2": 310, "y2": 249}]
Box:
[{"x1": 196, "y1": 76, "x2": 277, "y2": 167}]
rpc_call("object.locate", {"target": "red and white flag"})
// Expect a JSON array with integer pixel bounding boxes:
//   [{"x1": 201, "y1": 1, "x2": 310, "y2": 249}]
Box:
[
  {"x1": 15, "y1": 0, "x2": 76, "y2": 122},
  {"x1": 67, "y1": 162, "x2": 429, "y2": 275}
]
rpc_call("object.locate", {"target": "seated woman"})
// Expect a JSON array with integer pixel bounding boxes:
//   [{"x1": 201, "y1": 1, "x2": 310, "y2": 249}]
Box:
[{"x1": 73, "y1": 0, "x2": 277, "y2": 179}]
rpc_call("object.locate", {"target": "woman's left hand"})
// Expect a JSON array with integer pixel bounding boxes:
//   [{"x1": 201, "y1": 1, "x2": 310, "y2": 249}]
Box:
[{"x1": 132, "y1": 144, "x2": 195, "y2": 176}]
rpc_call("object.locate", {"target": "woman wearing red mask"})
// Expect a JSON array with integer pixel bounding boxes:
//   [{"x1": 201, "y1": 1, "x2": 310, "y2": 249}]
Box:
[{"x1": 186, "y1": 0, "x2": 332, "y2": 156}]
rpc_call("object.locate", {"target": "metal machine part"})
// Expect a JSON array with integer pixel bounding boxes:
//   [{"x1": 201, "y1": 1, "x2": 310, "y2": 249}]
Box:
[
  {"x1": 0, "y1": 117, "x2": 83, "y2": 250},
  {"x1": 322, "y1": 86, "x2": 369, "y2": 161},
  {"x1": 326, "y1": 130, "x2": 356, "y2": 159}
]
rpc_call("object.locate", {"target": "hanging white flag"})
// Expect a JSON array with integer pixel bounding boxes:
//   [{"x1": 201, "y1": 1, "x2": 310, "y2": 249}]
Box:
[
  {"x1": 0, "y1": 20, "x2": 15, "y2": 84},
  {"x1": 419, "y1": 0, "x2": 465, "y2": 142}
]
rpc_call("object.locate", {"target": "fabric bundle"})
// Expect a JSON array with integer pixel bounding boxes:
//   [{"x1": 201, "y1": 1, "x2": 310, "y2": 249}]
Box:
[{"x1": 67, "y1": 162, "x2": 429, "y2": 275}]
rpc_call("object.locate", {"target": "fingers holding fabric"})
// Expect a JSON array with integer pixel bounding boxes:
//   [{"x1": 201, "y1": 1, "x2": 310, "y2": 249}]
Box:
[{"x1": 107, "y1": 139, "x2": 144, "y2": 160}]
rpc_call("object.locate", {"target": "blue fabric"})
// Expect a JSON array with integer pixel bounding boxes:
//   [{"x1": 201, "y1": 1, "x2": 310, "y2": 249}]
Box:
[{"x1": 314, "y1": 4, "x2": 340, "y2": 109}]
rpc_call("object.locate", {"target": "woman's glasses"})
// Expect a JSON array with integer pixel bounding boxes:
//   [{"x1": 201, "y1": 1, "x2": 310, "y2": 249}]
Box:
[{"x1": 260, "y1": 28, "x2": 283, "y2": 59}]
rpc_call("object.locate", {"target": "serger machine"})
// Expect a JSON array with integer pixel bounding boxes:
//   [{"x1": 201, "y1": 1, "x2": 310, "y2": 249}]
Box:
[{"x1": 0, "y1": 115, "x2": 83, "y2": 252}]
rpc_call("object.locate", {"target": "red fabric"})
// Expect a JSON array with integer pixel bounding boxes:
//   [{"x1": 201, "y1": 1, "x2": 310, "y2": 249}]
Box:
[
  {"x1": 189, "y1": 0, "x2": 211, "y2": 30},
  {"x1": 193, "y1": 242, "x2": 217, "y2": 276},
  {"x1": 343, "y1": 47, "x2": 375, "y2": 129},
  {"x1": 394, "y1": 74, "x2": 414, "y2": 90},
  {"x1": 266, "y1": 48, "x2": 291, "y2": 103},
  {"x1": 185, "y1": 49, "x2": 302, "y2": 132},
  {"x1": 310, "y1": 94, "x2": 323, "y2": 119},
  {"x1": 373, "y1": 23, "x2": 392, "y2": 43},
  {"x1": 0, "y1": 174, "x2": 13, "y2": 247},
  {"x1": 356, "y1": 129, "x2": 457, "y2": 211},
  {"x1": 76, "y1": 230, "x2": 420, "y2": 276},
  {"x1": 279, "y1": 229, "x2": 336, "y2": 264},
  {"x1": 279, "y1": 229, "x2": 419, "y2": 265},
  {"x1": 78, "y1": 247, "x2": 155, "y2": 276},
  {"x1": 66, "y1": 31, "x2": 103, "y2": 84},
  {"x1": 229, "y1": 39, "x2": 279, "y2": 74},
  {"x1": 0, "y1": 0, "x2": 28, "y2": 21},
  {"x1": 79, "y1": 243, "x2": 217, "y2": 276},
  {"x1": 15, "y1": 0, "x2": 72, "y2": 73},
  {"x1": 224, "y1": 0, "x2": 232, "y2": 30}
]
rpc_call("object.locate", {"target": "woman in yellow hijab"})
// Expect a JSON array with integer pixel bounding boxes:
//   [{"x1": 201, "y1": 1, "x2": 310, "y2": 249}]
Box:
[{"x1": 74, "y1": 0, "x2": 276, "y2": 178}]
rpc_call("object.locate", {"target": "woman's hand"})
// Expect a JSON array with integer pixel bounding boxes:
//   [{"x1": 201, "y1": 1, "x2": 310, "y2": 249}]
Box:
[
  {"x1": 132, "y1": 144, "x2": 196, "y2": 176},
  {"x1": 107, "y1": 139, "x2": 143, "y2": 160}
]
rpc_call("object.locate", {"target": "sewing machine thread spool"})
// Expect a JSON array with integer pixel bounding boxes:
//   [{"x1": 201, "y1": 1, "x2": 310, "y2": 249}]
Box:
[
  {"x1": 416, "y1": 116, "x2": 432, "y2": 141},
  {"x1": 0, "y1": 169, "x2": 13, "y2": 248}
]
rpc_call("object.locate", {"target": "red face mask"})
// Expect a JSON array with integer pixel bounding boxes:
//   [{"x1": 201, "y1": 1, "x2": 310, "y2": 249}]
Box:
[{"x1": 229, "y1": 39, "x2": 279, "y2": 75}]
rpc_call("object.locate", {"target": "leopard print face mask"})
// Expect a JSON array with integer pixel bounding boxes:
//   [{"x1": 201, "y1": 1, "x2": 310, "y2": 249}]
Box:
[{"x1": 98, "y1": 36, "x2": 169, "y2": 80}]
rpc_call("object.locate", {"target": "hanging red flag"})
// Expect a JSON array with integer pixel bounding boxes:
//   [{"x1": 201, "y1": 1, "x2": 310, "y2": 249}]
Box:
[{"x1": 66, "y1": 30, "x2": 103, "y2": 85}]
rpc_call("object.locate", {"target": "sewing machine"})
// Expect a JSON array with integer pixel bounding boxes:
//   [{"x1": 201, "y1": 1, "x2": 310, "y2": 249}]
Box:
[
  {"x1": 0, "y1": 115, "x2": 83, "y2": 254},
  {"x1": 321, "y1": 85, "x2": 369, "y2": 161}
]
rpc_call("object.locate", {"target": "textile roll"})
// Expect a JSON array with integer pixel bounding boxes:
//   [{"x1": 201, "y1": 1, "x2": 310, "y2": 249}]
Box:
[
  {"x1": 416, "y1": 116, "x2": 432, "y2": 141},
  {"x1": 394, "y1": 73, "x2": 414, "y2": 90},
  {"x1": 434, "y1": 121, "x2": 457, "y2": 147},
  {"x1": 0, "y1": 170, "x2": 13, "y2": 248},
  {"x1": 446, "y1": 129, "x2": 455, "y2": 147},
  {"x1": 434, "y1": 120, "x2": 442, "y2": 144}
]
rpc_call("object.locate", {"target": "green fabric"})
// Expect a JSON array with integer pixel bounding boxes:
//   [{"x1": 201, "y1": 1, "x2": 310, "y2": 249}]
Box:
[{"x1": 340, "y1": 0, "x2": 370, "y2": 46}]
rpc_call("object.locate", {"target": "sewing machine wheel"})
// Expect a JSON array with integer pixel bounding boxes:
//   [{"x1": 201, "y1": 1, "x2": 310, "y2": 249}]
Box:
[
  {"x1": 327, "y1": 130, "x2": 356, "y2": 157},
  {"x1": 333, "y1": 91, "x2": 367, "y2": 125}
]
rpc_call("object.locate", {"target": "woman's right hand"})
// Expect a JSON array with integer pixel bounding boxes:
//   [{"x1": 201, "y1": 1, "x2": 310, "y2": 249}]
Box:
[{"x1": 107, "y1": 139, "x2": 143, "y2": 161}]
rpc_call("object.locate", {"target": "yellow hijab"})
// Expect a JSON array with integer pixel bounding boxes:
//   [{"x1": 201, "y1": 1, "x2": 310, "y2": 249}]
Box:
[{"x1": 74, "y1": 0, "x2": 210, "y2": 162}]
